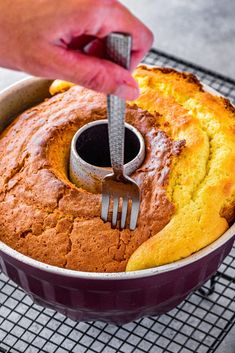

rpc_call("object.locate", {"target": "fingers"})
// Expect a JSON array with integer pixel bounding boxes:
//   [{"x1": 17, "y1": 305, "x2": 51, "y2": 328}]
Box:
[
  {"x1": 45, "y1": 45, "x2": 140, "y2": 100},
  {"x1": 11, "y1": 0, "x2": 153, "y2": 100},
  {"x1": 68, "y1": 35, "x2": 107, "y2": 59},
  {"x1": 104, "y1": 2, "x2": 154, "y2": 70},
  {"x1": 66, "y1": 0, "x2": 154, "y2": 70}
]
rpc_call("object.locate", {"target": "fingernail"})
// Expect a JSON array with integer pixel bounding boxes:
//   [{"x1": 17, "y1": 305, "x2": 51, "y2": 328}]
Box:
[{"x1": 114, "y1": 85, "x2": 140, "y2": 101}]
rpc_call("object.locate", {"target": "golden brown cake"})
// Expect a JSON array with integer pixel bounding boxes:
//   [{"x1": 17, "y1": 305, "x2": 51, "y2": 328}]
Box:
[{"x1": 0, "y1": 66, "x2": 234, "y2": 272}]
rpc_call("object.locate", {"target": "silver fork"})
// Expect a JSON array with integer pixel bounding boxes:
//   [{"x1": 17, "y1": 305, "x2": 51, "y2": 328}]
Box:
[{"x1": 101, "y1": 33, "x2": 140, "y2": 230}]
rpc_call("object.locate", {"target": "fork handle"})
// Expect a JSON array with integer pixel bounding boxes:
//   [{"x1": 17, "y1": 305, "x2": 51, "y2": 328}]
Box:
[{"x1": 106, "y1": 33, "x2": 132, "y2": 177}]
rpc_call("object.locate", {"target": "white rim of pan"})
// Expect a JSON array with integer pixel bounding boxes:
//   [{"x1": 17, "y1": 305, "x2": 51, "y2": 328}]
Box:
[{"x1": 0, "y1": 72, "x2": 234, "y2": 280}]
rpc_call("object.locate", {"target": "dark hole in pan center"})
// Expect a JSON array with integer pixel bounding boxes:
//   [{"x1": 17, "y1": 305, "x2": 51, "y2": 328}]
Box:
[{"x1": 76, "y1": 123, "x2": 140, "y2": 167}]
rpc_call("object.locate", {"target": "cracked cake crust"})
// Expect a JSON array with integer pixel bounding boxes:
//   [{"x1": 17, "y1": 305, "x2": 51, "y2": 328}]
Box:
[
  {"x1": 0, "y1": 83, "x2": 184, "y2": 272},
  {"x1": 0, "y1": 66, "x2": 234, "y2": 272}
]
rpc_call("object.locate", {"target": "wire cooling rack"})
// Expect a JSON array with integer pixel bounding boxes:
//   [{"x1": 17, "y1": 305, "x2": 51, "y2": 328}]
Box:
[{"x1": 0, "y1": 49, "x2": 235, "y2": 353}]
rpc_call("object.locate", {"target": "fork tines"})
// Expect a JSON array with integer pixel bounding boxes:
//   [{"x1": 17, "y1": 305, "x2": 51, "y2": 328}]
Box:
[{"x1": 101, "y1": 179, "x2": 140, "y2": 230}]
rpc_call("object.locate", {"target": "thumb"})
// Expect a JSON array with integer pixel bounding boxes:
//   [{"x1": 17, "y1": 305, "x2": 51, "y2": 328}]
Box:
[{"x1": 46, "y1": 46, "x2": 140, "y2": 100}]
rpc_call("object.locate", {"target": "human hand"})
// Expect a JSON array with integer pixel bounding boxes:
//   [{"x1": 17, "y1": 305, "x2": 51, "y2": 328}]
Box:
[{"x1": 0, "y1": 0, "x2": 153, "y2": 99}]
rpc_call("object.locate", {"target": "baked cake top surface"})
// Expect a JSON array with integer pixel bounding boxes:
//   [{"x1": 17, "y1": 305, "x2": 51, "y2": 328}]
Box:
[{"x1": 0, "y1": 66, "x2": 234, "y2": 272}]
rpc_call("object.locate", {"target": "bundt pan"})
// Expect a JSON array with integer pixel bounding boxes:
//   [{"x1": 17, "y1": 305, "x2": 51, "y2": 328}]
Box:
[{"x1": 0, "y1": 77, "x2": 234, "y2": 325}]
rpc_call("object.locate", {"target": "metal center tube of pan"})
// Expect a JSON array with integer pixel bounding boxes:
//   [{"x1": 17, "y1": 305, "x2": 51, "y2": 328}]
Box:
[
  {"x1": 76, "y1": 123, "x2": 140, "y2": 167},
  {"x1": 69, "y1": 120, "x2": 145, "y2": 194}
]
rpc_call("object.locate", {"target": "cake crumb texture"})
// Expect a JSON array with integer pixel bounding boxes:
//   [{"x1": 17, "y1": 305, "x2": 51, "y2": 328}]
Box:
[
  {"x1": 127, "y1": 66, "x2": 235, "y2": 271},
  {"x1": 0, "y1": 66, "x2": 234, "y2": 272}
]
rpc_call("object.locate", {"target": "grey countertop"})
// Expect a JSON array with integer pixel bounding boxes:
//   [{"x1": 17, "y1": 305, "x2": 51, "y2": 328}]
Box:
[{"x1": 121, "y1": 0, "x2": 235, "y2": 80}]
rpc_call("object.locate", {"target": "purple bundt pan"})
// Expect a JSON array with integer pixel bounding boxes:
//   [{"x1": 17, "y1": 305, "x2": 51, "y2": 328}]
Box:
[{"x1": 0, "y1": 77, "x2": 234, "y2": 325}]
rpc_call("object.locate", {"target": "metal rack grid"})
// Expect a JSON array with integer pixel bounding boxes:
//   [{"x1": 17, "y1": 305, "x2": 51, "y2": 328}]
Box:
[{"x1": 0, "y1": 49, "x2": 235, "y2": 353}]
